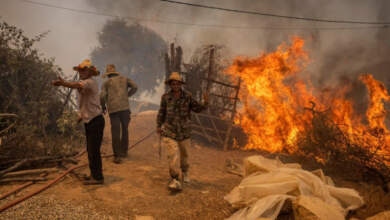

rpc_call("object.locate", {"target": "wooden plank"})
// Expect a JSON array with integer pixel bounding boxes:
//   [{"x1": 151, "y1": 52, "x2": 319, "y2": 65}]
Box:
[
  {"x1": 193, "y1": 113, "x2": 212, "y2": 143},
  {"x1": 209, "y1": 105, "x2": 234, "y2": 113},
  {"x1": 224, "y1": 78, "x2": 241, "y2": 151},
  {"x1": 202, "y1": 78, "x2": 239, "y2": 89},
  {"x1": 3, "y1": 168, "x2": 58, "y2": 178},
  {"x1": 191, "y1": 130, "x2": 224, "y2": 145},
  {"x1": 191, "y1": 124, "x2": 227, "y2": 134},
  {"x1": 195, "y1": 112, "x2": 230, "y2": 121},
  {"x1": 208, "y1": 115, "x2": 224, "y2": 144},
  {"x1": 0, "y1": 177, "x2": 48, "y2": 183},
  {"x1": 209, "y1": 93, "x2": 239, "y2": 100}
]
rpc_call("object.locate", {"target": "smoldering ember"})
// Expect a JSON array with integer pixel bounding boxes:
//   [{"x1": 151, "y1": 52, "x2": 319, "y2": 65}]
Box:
[{"x1": 1, "y1": 0, "x2": 390, "y2": 219}]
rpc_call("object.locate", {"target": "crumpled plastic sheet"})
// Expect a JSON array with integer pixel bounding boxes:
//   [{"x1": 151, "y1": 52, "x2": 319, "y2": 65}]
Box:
[{"x1": 224, "y1": 155, "x2": 364, "y2": 220}]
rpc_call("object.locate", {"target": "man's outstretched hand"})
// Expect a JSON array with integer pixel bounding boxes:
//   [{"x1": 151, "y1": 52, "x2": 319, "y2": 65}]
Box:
[
  {"x1": 77, "y1": 116, "x2": 82, "y2": 124},
  {"x1": 52, "y1": 76, "x2": 64, "y2": 86},
  {"x1": 203, "y1": 93, "x2": 209, "y2": 105}
]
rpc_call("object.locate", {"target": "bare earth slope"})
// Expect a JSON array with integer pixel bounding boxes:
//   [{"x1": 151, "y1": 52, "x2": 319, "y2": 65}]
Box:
[{"x1": 0, "y1": 111, "x2": 256, "y2": 220}]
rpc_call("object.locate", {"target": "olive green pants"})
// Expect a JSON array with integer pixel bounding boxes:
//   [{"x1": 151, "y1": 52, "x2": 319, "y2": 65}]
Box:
[{"x1": 161, "y1": 136, "x2": 190, "y2": 179}]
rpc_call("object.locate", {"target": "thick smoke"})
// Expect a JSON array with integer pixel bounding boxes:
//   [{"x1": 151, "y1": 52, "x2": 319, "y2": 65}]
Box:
[
  {"x1": 86, "y1": 0, "x2": 390, "y2": 107},
  {"x1": 85, "y1": 0, "x2": 389, "y2": 72}
]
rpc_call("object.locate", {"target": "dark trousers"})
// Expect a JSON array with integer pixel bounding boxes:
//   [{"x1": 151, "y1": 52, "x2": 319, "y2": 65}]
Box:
[
  {"x1": 109, "y1": 110, "x2": 131, "y2": 158},
  {"x1": 84, "y1": 115, "x2": 105, "y2": 180}
]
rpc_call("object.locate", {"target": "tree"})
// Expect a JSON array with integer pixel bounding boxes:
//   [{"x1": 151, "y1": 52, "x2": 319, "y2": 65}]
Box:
[
  {"x1": 91, "y1": 19, "x2": 167, "y2": 95},
  {"x1": 0, "y1": 20, "x2": 79, "y2": 159}
]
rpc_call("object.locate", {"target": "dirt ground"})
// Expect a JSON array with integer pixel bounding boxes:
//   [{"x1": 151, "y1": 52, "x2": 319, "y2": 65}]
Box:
[
  {"x1": 1, "y1": 111, "x2": 390, "y2": 219},
  {"x1": 0, "y1": 111, "x2": 257, "y2": 219}
]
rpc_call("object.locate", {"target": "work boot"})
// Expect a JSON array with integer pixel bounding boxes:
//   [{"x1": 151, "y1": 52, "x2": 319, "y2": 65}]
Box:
[
  {"x1": 113, "y1": 157, "x2": 122, "y2": 164},
  {"x1": 168, "y1": 178, "x2": 182, "y2": 192},
  {"x1": 82, "y1": 178, "x2": 104, "y2": 185},
  {"x1": 183, "y1": 172, "x2": 190, "y2": 183},
  {"x1": 121, "y1": 152, "x2": 128, "y2": 159},
  {"x1": 80, "y1": 174, "x2": 91, "y2": 181}
]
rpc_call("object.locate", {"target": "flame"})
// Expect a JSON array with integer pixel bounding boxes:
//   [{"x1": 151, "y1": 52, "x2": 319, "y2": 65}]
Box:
[
  {"x1": 226, "y1": 37, "x2": 390, "y2": 157},
  {"x1": 360, "y1": 74, "x2": 390, "y2": 131}
]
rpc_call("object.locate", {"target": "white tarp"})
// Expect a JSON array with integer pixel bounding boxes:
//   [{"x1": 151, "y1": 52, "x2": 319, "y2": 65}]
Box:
[
  {"x1": 366, "y1": 211, "x2": 390, "y2": 220},
  {"x1": 224, "y1": 155, "x2": 364, "y2": 220}
]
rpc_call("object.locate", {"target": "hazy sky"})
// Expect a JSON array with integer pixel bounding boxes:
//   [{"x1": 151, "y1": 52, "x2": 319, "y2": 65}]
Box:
[
  {"x1": 1, "y1": 0, "x2": 389, "y2": 97},
  {"x1": 1, "y1": 0, "x2": 106, "y2": 76}
]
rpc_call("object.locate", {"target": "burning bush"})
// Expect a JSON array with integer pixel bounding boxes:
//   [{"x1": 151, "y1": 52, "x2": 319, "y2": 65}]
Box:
[
  {"x1": 298, "y1": 103, "x2": 390, "y2": 185},
  {"x1": 226, "y1": 37, "x2": 390, "y2": 185}
]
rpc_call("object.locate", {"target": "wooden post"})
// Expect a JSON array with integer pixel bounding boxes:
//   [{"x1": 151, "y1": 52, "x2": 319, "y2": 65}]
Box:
[
  {"x1": 223, "y1": 78, "x2": 241, "y2": 151},
  {"x1": 165, "y1": 43, "x2": 183, "y2": 90},
  {"x1": 170, "y1": 43, "x2": 175, "y2": 71},
  {"x1": 175, "y1": 46, "x2": 182, "y2": 73},
  {"x1": 206, "y1": 46, "x2": 215, "y2": 93},
  {"x1": 164, "y1": 53, "x2": 171, "y2": 92},
  {"x1": 164, "y1": 53, "x2": 171, "y2": 78}
]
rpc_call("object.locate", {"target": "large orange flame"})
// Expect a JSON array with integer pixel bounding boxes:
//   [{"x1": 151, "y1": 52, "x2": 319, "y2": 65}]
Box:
[{"x1": 226, "y1": 37, "x2": 390, "y2": 156}]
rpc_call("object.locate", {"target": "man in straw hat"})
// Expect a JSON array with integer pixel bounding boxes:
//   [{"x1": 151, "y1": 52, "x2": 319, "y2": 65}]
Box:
[
  {"x1": 52, "y1": 59, "x2": 105, "y2": 185},
  {"x1": 157, "y1": 72, "x2": 208, "y2": 191},
  {"x1": 100, "y1": 64, "x2": 137, "y2": 164}
]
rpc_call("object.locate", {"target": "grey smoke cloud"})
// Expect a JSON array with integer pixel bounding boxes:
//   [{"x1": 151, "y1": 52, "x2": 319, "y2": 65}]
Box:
[
  {"x1": 1, "y1": 0, "x2": 389, "y2": 94},
  {"x1": 84, "y1": 1, "x2": 388, "y2": 53}
]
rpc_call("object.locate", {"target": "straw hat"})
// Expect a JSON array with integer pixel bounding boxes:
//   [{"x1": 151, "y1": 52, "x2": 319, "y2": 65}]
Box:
[
  {"x1": 102, "y1": 64, "x2": 120, "y2": 78},
  {"x1": 165, "y1": 72, "x2": 184, "y2": 84},
  {"x1": 73, "y1": 59, "x2": 99, "y2": 76}
]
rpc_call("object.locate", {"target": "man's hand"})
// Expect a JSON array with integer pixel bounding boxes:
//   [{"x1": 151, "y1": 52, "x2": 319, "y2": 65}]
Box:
[
  {"x1": 203, "y1": 93, "x2": 209, "y2": 105},
  {"x1": 77, "y1": 115, "x2": 83, "y2": 124},
  {"x1": 52, "y1": 76, "x2": 64, "y2": 87}
]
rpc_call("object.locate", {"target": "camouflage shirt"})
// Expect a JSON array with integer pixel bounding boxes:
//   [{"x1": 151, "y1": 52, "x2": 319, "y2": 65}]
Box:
[
  {"x1": 100, "y1": 74, "x2": 138, "y2": 114},
  {"x1": 157, "y1": 89, "x2": 207, "y2": 141}
]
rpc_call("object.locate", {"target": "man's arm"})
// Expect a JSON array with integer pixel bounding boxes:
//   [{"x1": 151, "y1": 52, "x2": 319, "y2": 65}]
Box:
[
  {"x1": 127, "y1": 78, "x2": 138, "y2": 97},
  {"x1": 157, "y1": 95, "x2": 167, "y2": 133},
  {"x1": 52, "y1": 76, "x2": 83, "y2": 89},
  {"x1": 189, "y1": 93, "x2": 209, "y2": 113}
]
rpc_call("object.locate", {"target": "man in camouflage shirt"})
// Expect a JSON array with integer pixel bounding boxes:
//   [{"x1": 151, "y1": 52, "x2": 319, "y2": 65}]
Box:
[
  {"x1": 101, "y1": 64, "x2": 137, "y2": 164},
  {"x1": 157, "y1": 72, "x2": 208, "y2": 191}
]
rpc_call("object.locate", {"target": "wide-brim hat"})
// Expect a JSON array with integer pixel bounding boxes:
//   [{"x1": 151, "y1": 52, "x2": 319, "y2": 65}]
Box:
[
  {"x1": 73, "y1": 59, "x2": 99, "y2": 76},
  {"x1": 165, "y1": 72, "x2": 185, "y2": 84},
  {"x1": 102, "y1": 64, "x2": 120, "y2": 78}
]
